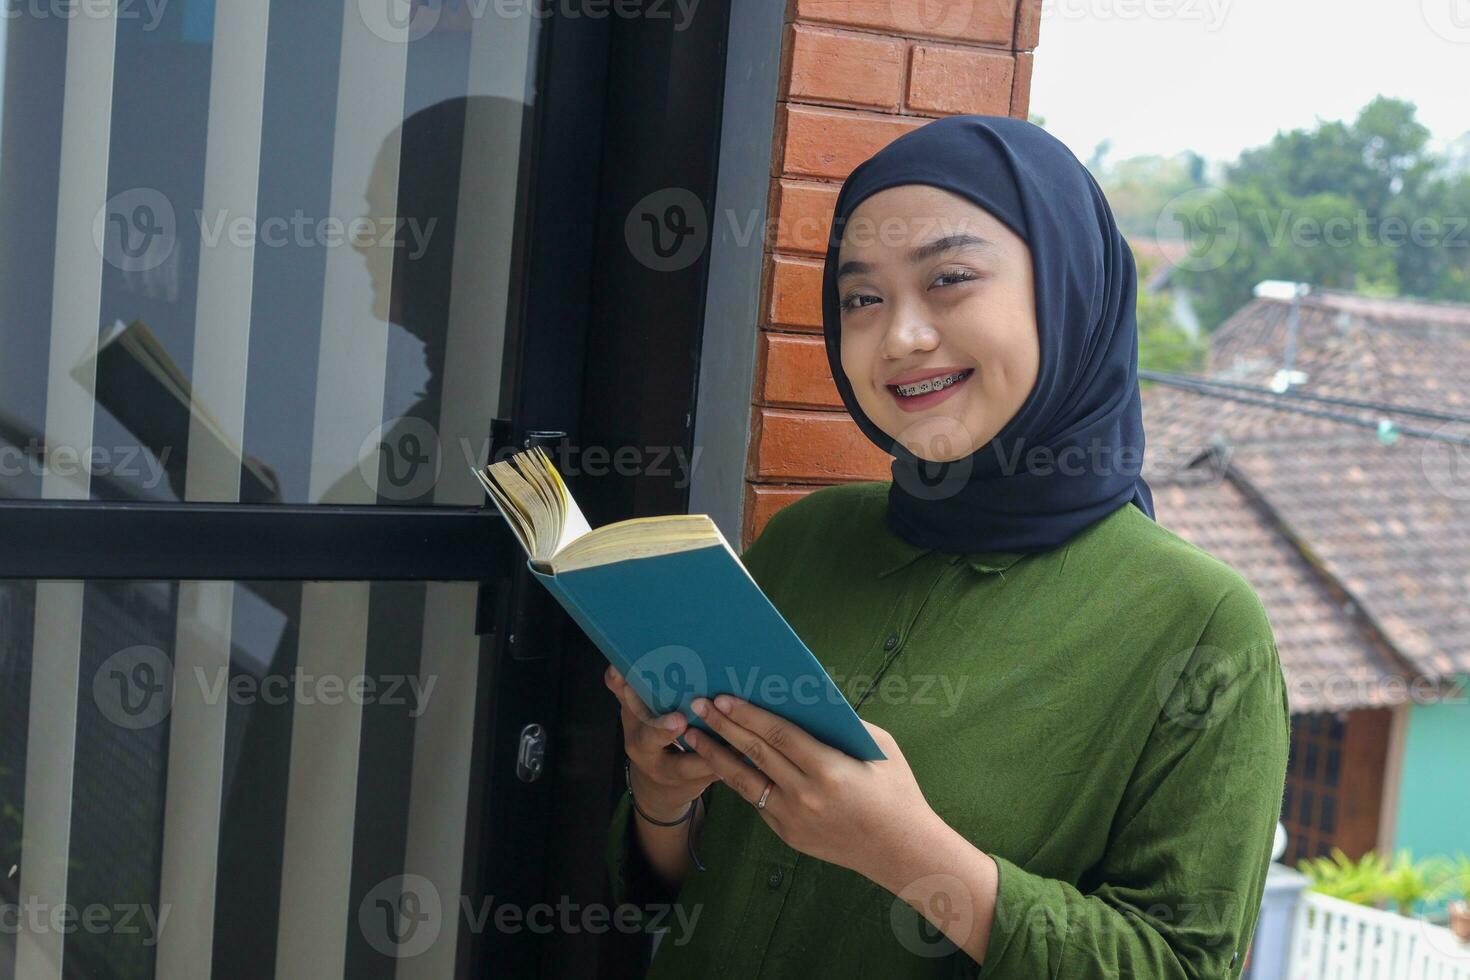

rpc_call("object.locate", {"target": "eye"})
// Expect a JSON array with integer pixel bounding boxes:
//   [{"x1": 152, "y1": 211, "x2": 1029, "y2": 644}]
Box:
[
  {"x1": 932, "y1": 269, "x2": 979, "y2": 289},
  {"x1": 839, "y1": 292, "x2": 880, "y2": 313}
]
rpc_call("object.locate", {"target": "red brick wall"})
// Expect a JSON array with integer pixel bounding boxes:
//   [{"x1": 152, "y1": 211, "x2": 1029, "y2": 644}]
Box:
[{"x1": 741, "y1": 0, "x2": 1044, "y2": 549}]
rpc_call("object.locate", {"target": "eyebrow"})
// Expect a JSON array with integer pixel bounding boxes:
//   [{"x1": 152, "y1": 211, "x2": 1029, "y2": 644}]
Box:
[{"x1": 836, "y1": 233, "x2": 998, "y2": 281}]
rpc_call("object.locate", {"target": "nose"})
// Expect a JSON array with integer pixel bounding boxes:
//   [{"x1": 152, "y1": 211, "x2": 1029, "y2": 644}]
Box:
[{"x1": 878, "y1": 305, "x2": 940, "y2": 361}]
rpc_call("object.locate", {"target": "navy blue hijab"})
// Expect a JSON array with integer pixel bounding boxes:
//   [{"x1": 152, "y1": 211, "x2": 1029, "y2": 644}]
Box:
[{"x1": 822, "y1": 114, "x2": 1155, "y2": 554}]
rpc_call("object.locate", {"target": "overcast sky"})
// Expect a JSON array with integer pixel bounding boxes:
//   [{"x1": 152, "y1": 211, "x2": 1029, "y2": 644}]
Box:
[{"x1": 1029, "y1": 0, "x2": 1470, "y2": 167}]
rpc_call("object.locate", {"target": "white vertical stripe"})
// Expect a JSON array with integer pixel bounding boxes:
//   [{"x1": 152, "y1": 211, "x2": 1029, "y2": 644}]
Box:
[
  {"x1": 394, "y1": 584, "x2": 478, "y2": 979},
  {"x1": 273, "y1": 582, "x2": 372, "y2": 980},
  {"x1": 395, "y1": 13, "x2": 534, "y2": 977},
  {"x1": 181, "y1": 0, "x2": 270, "y2": 505},
  {"x1": 155, "y1": 8, "x2": 272, "y2": 978},
  {"x1": 275, "y1": 7, "x2": 409, "y2": 978},
  {"x1": 156, "y1": 581, "x2": 235, "y2": 980},
  {"x1": 306, "y1": 5, "x2": 408, "y2": 506},
  {"x1": 428, "y1": 10, "x2": 534, "y2": 506},
  {"x1": 17, "y1": 7, "x2": 118, "y2": 978}
]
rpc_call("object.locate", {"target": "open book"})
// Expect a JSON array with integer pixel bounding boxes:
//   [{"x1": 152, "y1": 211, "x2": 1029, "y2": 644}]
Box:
[{"x1": 474, "y1": 447, "x2": 884, "y2": 761}]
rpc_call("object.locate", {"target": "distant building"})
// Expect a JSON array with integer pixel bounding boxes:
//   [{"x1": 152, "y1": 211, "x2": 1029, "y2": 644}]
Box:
[{"x1": 1142, "y1": 287, "x2": 1470, "y2": 869}]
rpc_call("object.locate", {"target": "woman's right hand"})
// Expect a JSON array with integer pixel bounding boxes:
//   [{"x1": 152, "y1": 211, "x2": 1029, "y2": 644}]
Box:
[{"x1": 605, "y1": 664, "x2": 721, "y2": 822}]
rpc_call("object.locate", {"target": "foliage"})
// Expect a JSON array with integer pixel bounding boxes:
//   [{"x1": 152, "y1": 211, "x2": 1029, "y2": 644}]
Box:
[
  {"x1": 1298, "y1": 847, "x2": 1391, "y2": 905},
  {"x1": 1134, "y1": 255, "x2": 1205, "y2": 378},
  {"x1": 1097, "y1": 97, "x2": 1470, "y2": 332},
  {"x1": 1298, "y1": 847, "x2": 1461, "y2": 916}
]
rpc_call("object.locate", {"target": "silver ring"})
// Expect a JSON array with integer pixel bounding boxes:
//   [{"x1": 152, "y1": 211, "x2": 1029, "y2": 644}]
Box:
[{"x1": 755, "y1": 780, "x2": 773, "y2": 810}]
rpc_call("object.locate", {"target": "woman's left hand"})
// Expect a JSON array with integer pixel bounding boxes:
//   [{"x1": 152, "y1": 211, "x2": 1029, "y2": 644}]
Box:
[{"x1": 686, "y1": 693, "x2": 937, "y2": 887}]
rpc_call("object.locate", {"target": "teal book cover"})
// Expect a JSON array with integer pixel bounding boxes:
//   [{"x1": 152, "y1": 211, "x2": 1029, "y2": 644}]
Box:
[{"x1": 529, "y1": 545, "x2": 885, "y2": 761}]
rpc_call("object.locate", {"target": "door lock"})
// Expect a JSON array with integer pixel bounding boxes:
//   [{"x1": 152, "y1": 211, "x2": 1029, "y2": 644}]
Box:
[{"x1": 515, "y1": 722, "x2": 547, "y2": 782}]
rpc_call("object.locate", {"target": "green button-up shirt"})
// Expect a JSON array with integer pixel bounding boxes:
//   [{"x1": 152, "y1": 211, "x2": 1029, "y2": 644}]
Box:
[{"x1": 606, "y1": 481, "x2": 1289, "y2": 978}]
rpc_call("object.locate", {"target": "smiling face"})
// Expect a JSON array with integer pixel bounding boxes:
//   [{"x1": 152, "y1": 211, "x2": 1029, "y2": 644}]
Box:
[{"x1": 835, "y1": 184, "x2": 1040, "y2": 463}]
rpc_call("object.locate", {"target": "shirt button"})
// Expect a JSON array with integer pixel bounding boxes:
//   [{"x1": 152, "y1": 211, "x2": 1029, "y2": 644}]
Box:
[
  {"x1": 767, "y1": 868, "x2": 784, "y2": 889},
  {"x1": 883, "y1": 633, "x2": 899, "y2": 651}
]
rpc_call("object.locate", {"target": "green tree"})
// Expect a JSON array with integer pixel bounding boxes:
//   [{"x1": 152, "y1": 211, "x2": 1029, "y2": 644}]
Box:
[
  {"x1": 1134, "y1": 256, "x2": 1204, "y2": 378},
  {"x1": 1106, "y1": 97, "x2": 1470, "y2": 331}
]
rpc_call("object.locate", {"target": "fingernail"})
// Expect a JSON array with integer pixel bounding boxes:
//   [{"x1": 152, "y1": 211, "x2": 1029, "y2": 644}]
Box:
[
  {"x1": 714, "y1": 695, "x2": 733, "y2": 713},
  {"x1": 662, "y1": 714, "x2": 682, "y2": 730},
  {"x1": 691, "y1": 698, "x2": 708, "y2": 717},
  {"x1": 685, "y1": 730, "x2": 699, "y2": 748}
]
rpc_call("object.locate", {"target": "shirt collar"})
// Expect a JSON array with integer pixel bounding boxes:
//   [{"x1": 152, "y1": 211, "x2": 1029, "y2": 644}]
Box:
[{"x1": 873, "y1": 535, "x2": 1028, "y2": 578}]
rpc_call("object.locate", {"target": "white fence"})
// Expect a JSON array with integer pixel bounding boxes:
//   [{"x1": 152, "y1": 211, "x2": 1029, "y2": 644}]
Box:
[{"x1": 1288, "y1": 890, "x2": 1470, "y2": 980}]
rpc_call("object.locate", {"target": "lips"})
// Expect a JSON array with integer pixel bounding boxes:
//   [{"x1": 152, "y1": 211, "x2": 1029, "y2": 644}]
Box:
[
  {"x1": 887, "y1": 367, "x2": 974, "y2": 412},
  {"x1": 886, "y1": 366, "x2": 971, "y2": 386}
]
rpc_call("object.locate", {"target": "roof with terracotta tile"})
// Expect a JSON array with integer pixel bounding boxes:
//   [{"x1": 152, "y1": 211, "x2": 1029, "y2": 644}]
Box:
[{"x1": 1141, "y1": 288, "x2": 1470, "y2": 713}]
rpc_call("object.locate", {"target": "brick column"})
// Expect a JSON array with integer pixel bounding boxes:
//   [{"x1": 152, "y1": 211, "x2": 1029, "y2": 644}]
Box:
[{"x1": 741, "y1": 0, "x2": 1044, "y2": 549}]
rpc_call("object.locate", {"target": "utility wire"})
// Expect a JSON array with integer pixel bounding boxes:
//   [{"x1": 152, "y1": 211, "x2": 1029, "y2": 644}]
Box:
[
  {"x1": 1141, "y1": 372, "x2": 1470, "y2": 448},
  {"x1": 1141, "y1": 370, "x2": 1470, "y2": 426}
]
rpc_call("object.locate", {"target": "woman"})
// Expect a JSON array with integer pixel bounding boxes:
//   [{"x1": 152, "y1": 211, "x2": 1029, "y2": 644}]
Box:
[{"x1": 604, "y1": 114, "x2": 1290, "y2": 978}]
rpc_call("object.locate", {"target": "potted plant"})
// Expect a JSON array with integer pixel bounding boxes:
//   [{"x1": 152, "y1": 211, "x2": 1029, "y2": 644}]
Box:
[
  {"x1": 1378, "y1": 849, "x2": 1455, "y2": 917},
  {"x1": 1297, "y1": 847, "x2": 1389, "y2": 906}
]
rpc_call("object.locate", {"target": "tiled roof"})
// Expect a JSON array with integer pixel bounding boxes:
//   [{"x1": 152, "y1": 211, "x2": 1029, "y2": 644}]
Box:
[{"x1": 1141, "y1": 288, "x2": 1470, "y2": 712}]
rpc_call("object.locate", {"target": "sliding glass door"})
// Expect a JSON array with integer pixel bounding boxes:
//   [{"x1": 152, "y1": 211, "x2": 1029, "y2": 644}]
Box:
[{"x1": 0, "y1": 3, "x2": 565, "y2": 977}]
